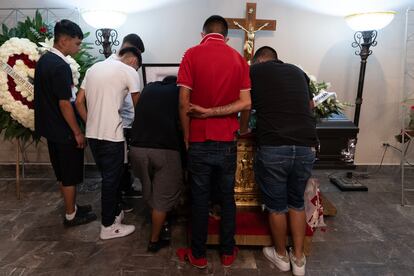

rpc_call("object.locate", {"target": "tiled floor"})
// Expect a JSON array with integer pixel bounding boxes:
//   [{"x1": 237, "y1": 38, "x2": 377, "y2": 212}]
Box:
[{"x1": 0, "y1": 166, "x2": 413, "y2": 275}]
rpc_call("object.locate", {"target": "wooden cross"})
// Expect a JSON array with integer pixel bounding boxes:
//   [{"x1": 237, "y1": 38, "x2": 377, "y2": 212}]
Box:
[{"x1": 225, "y1": 2, "x2": 276, "y2": 63}]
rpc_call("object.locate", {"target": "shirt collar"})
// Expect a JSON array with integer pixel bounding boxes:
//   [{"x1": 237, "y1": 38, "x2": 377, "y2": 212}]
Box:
[
  {"x1": 108, "y1": 53, "x2": 120, "y2": 60},
  {"x1": 200, "y1": 33, "x2": 225, "y2": 44},
  {"x1": 49, "y1": 47, "x2": 70, "y2": 64}
]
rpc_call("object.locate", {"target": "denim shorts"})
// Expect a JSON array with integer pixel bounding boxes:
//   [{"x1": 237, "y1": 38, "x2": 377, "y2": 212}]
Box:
[{"x1": 254, "y1": 145, "x2": 315, "y2": 213}]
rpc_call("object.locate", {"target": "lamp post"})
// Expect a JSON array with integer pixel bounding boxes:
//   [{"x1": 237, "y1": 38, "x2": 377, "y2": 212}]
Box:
[
  {"x1": 351, "y1": 29, "x2": 377, "y2": 127},
  {"x1": 329, "y1": 11, "x2": 396, "y2": 191},
  {"x1": 346, "y1": 11, "x2": 396, "y2": 127},
  {"x1": 81, "y1": 10, "x2": 127, "y2": 58}
]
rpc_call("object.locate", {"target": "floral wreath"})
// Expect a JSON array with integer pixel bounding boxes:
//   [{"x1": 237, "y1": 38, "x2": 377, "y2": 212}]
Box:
[
  {"x1": 0, "y1": 38, "x2": 38, "y2": 130},
  {"x1": 0, "y1": 37, "x2": 80, "y2": 131},
  {"x1": 0, "y1": 10, "x2": 96, "y2": 142}
]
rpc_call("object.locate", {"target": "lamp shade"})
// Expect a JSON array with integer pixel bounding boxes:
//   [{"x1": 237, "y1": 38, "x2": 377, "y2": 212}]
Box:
[
  {"x1": 345, "y1": 11, "x2": 396, "y2": 32},
  {"x1": 81, "y1": 10, "x2": 127, "y2": 29}
]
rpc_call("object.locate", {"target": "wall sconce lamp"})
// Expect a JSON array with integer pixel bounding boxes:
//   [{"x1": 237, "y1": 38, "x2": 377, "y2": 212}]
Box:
[
  {"x1": 81, "y1": 10, "x2": 127, "y2": 58},
  {"x1": 330, "y1": 11, "x2": 396, "y2": 191}
]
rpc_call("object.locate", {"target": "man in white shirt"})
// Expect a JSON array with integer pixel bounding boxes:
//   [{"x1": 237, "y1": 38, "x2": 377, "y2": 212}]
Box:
[
  {"x1": 108, "y1": 34, "x2": 145, "y2": 212},
  {"x1": 75, "y1": 47, "x2": 141, "y2": 240}
]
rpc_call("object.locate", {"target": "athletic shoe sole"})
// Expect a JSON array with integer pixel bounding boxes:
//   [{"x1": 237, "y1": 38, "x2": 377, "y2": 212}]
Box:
[
  {"x1": 263, "y1": 248, "x2": 290, "y2": 272},
  {"x1": 100, "y1": 226, "x2": 135, "y2": 240}
]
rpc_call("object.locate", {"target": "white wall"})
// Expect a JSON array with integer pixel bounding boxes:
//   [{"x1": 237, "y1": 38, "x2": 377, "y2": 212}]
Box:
[
  {"x1": 81, "y1": 0, "x2": 413, "y2": 165},
  {"x1": 0, "y1": 0, "x2": 412, "y2": 164}
]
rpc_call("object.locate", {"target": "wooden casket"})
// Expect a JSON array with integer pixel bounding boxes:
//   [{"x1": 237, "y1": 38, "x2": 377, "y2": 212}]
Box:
[{"x1": 315, "y1": 114, "x2": 359, "y2": 169}]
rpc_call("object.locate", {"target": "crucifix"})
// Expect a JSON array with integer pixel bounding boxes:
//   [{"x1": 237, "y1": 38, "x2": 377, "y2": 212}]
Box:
[{"x1": 225, "y1": 2, "x2": 276, "y2": 64}]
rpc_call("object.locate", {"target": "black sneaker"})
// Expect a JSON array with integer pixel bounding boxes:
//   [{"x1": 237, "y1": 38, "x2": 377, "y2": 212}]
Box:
[
  {"x1": 147, "y1": 239, "x2": 170, "y2": 253},
  {"x1": 76, "y1": 204, "x2": 92, "y2": 215},
  {"x1": 63, "y1": 211, "x2": 97, "y2": 227},
  {"x1": 120, "y1": 200, "x2": 134, "y2": 213},
  {"x1": 122, "y1": 188, "x2": 142, "y2": 199}
]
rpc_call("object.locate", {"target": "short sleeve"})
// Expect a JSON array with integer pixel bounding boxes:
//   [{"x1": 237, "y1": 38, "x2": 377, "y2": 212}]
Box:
[
  {"x1": 177, "y1": 50, "x2": 193, "y2": 90},
  {"x1": 125, "y1": 67, "x2": 140, "y2": 93},
  {"x1": 240, "y1": 58, "x2": 251, "y2": 91},
  {"x1": 51, "y1": 63, "x2": 72, "y2": 100}
]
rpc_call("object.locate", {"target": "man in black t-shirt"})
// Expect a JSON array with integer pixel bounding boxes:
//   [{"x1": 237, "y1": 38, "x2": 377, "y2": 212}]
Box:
[
  {"x1": 240, "y1": 46, "x2": 318, "y2": 276},
  {"x1": 129, "y1": 76, "x2": 183, "y2": 253},
  {"x1": 34, "y1": 20, "x2": 96, "y2": 227}
]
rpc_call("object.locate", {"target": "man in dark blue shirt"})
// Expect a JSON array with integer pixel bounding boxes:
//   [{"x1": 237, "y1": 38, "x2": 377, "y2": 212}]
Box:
[
  {"x1": 241, "y1": 46, "x2": 317, "y2": 276},
  {"x1": 34, "y1": 20, "x2": 96, "y2": 227}
]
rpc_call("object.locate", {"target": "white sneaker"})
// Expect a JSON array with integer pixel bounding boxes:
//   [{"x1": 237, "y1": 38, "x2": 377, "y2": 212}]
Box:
[
  {"x1": 262, "y1": 247, "x2": 290, "y2": 271},
  {"x1": 100, "y1": 222, "x2": 135, "y2": 240},
  {"x1": 115, "y1": 210, "x2": 124, "y2": 224},
  {"x1": 289, "y1": 248, "x2": 306, "y2": 276}
]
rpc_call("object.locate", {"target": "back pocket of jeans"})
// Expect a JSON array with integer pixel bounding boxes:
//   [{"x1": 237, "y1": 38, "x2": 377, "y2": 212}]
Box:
[
  {"x1": 257, "y1": 150, "x2": 288, "y2": 165},
  {"x1": 300, "y1": 152, "x2": 315, "y2": 165}
]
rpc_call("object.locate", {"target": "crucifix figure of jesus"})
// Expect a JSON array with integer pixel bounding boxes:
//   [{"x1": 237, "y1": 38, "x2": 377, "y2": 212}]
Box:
[{"x1": 225, "y1": 2, "x2": 276, "y2": 64}]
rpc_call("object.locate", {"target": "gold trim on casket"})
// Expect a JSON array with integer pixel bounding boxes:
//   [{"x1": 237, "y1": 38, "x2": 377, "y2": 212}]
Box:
[{"x1": 234, "y1": 137, "x2": 261, "y2": 206}]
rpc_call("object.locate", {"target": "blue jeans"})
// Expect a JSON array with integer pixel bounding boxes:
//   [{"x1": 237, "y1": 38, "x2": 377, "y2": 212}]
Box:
[
  {"x1": 188, "y1": 141, "x2": 237, "y2": 258},
  {"x1": 88, "y1": 139, "x2": 124, "y2": 226},
  {"x1": 254, "y1": 145, "x2": 315, "y2": 213}
]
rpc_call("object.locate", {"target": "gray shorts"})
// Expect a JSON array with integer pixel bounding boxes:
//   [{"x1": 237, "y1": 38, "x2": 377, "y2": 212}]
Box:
[{"x1": 129, "y1": 147, "x2": 183, "y2": 211}]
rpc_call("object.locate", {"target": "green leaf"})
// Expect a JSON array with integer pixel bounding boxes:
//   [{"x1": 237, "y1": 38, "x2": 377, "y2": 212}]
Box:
[
  {"x1": 9, "y1": 28, "x2": 16, "y2": 37},
  {"x1": 1, "y1": 24, "x2": 9, "y2": 36},
  {"x1": 4, "y1": 125, "x2": 15, "y2": 140},
  {"x1": 35, "y1": 10, "x2": 43, "y2": 28}
]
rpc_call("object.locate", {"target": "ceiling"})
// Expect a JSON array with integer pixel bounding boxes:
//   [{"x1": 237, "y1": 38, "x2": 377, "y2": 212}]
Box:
[
  {"x1": 276, "y1": 0, "x2": 413, "y2": 16},
  {"x1": 0, "y1": 0, "x2": 184, "y2": 13},
  {"x1": 0, "y1": 0, "x2": 412, "y2": 16}
]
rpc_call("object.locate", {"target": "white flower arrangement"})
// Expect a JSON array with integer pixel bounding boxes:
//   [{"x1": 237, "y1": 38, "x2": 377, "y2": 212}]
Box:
[
  {"x1": 296, "y1": 65, "x2": 348, "y2": 120},
  {"x1": 66, "y1": 55, "x2": 81, "y2": 86},
  {"x1": 0, "y1": 38, "x2": 39, "y2": 130},
  {"x1": 0, "y1": 37, "x2": 81, "y2": 131}
]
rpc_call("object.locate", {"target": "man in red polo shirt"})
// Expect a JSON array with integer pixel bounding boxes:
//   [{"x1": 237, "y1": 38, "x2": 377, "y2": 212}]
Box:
[{"x1": 176, "y1": 15, "x2": 251, "y2": 268}]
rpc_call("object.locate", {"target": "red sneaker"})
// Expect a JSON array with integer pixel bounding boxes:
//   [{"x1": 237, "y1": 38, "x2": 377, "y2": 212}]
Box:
[
  {"x1": 221, "y1": 247, "x2": 239, "y2": 267},
  {"x1": 176, "y1": 248, "x2": 208, "y2": 269}
]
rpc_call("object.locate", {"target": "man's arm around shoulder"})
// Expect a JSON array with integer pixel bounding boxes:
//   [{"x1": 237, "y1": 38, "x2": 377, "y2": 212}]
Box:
[{"x1": 188, "y1": 90, "x2": 251, "y2": 118}]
